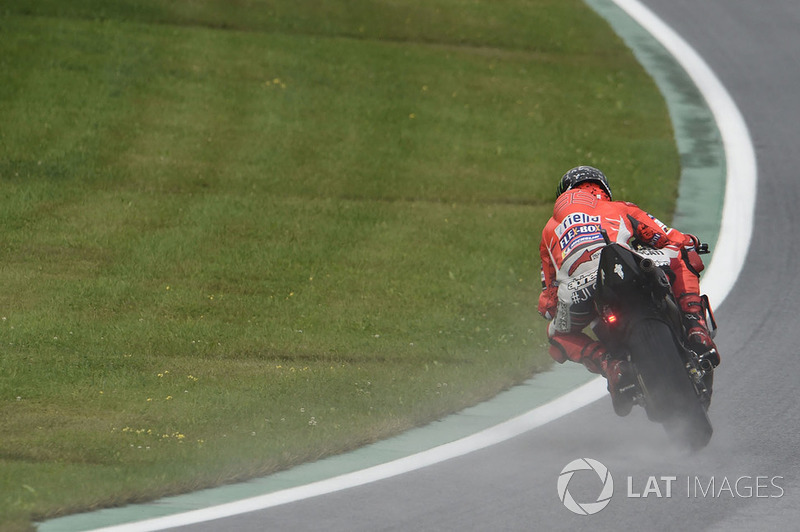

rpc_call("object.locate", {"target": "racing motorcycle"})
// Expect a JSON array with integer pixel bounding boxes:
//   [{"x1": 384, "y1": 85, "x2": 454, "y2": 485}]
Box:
[{"x1": 592, "y1": 231, "x2": 717, "y2": 451}]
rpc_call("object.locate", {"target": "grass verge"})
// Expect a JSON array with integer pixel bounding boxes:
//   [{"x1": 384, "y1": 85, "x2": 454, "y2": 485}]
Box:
[{"x1": 0, "y1": 1, "x2": 679, "y2": 529}]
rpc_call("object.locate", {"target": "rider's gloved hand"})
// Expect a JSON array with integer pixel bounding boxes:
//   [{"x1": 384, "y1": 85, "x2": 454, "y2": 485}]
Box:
[
  {"x1": 538, "y1": 286, "x2": 558, "y2": 320},
  {"x1": 684, "y1": 233, "x2": 701, "y2": 250},
  {"x1": 682, "y1": 234, "x2": 705, "y2": 274}
]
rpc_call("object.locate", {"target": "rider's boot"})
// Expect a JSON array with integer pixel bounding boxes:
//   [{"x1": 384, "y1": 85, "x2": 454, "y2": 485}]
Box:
[
  {"x1": 550, "y1": 335, "x2": 636, "y2": 416},
  {"x1": 678, "y1": 293, "x2": 721, "y2": 368},
  {"x1": 582, "y1": 342, "x2": 634, "y2": 417},
  {"x1": 601, "y1": 355, "x2": 635, "y2": 417}
]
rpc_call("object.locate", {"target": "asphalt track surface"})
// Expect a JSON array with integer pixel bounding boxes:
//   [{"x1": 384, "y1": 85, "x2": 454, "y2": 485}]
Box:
[{"x1": 45, "y1": 1, "x2": 800, "y2": 530}]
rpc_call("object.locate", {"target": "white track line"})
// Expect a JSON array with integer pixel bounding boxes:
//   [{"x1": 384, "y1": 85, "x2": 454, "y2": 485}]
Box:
[
  {"x1": 612, "y1": 0, "x2": 757, "y2": 308},
  {"x1": 91, "y1": 1, "x2": 757, "y2": 530},
  {"x1": 94, "y1": 379, "x2": 609, "y2": 532}
]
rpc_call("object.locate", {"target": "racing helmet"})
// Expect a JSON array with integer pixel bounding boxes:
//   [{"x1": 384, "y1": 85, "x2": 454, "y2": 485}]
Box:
[{"x1": 556, "y1": 166, "x2": 613, "y2": 200}]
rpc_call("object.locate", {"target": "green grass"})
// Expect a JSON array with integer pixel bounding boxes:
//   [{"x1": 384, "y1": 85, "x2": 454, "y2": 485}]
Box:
[{"x1": 0, "y1": 1, "x2": 680, "y2": 529}]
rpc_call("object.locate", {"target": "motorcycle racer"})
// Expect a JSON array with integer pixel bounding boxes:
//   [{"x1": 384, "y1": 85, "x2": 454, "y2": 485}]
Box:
[{"x1": 538, "y1": 166, "x2": 720, "y2": 415}]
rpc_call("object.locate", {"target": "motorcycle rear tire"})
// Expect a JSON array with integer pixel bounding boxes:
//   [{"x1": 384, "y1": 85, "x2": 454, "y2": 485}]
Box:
[{"x1": 628, "y1": 318, "x2": 713, "y2": 451}]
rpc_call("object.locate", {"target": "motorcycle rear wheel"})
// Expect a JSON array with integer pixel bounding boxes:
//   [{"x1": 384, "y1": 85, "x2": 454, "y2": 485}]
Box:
[{"x1": 628, "y1": 318, "x2": 713, "y2": 451}]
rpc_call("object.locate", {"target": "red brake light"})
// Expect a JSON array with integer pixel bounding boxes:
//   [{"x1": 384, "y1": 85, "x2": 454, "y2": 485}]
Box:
[{"x1": 603, "y1": 309, "x2": 618, "y2": 325}]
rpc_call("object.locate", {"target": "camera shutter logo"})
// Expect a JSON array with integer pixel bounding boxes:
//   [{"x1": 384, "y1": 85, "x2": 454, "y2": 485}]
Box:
[{"x1": 557, "y1": 458, "x2": 614, "y2": 515}]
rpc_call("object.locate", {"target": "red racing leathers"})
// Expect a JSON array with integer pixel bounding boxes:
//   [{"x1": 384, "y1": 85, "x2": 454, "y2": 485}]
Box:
[{"x1": 538, "y1": 183, "x2": 708, "y2": 375}]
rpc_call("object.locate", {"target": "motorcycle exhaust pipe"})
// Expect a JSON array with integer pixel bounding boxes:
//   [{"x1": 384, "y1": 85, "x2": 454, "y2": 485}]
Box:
[
  {"x1": 698, "y1": 356, "x2": 715, "y2": 373},
  {"x1": 640, "y1": 257, "x2": 671, "y2": 287}
]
